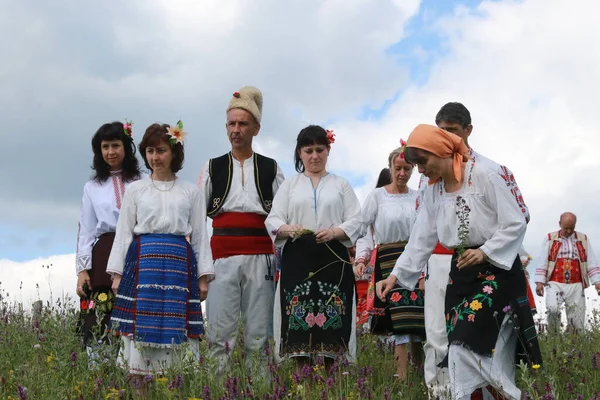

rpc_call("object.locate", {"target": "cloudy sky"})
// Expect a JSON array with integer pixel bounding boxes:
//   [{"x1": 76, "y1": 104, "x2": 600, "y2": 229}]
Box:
[{"x1": 1, "y1": 0, "x2": 599, "y2": 307}]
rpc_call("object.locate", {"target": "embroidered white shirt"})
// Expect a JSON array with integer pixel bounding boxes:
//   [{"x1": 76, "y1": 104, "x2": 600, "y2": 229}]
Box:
[
  {"x1": 75, "y1": 171, "x2": 138, "y2": 275},
  {"x1": 391, "y1": 159, "x2": 527, "y2": 289},
  {"x1": 265, "y1": 173, "x2": 364, "y2": 248},
  {"x1": 106, "y1": 177, "x2": 214, "y2": 280},
  {"x1": 198, "y1": 153, "x2": 285, "y2": 216},
  {"x1": 355, "y1": 187, "x2": 418, "y2": 263},
  {"x1": 533, "y1": 233, "x2": 600, "y2": 285}
]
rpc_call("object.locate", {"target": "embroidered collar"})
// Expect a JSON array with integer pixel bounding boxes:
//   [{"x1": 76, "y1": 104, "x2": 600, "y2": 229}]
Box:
[{"x1": 110, "y1": 169, "x2": 122, "y2": 176}]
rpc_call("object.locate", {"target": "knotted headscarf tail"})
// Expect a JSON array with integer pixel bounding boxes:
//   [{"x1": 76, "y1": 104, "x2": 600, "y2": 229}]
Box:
[{"x1": 406, "y1": 124, "x2": 471, "y2": 185}]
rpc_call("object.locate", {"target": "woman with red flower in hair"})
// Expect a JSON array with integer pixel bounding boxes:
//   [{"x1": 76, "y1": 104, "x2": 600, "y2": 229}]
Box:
[{"x1": 355, "y1": 144, "x2": 425, "y2": 380}]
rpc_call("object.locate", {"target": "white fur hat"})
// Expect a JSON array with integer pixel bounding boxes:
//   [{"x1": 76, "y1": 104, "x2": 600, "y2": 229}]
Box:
[{"x1": 226, "y1": 86, "x2": 263, "y2": 123}]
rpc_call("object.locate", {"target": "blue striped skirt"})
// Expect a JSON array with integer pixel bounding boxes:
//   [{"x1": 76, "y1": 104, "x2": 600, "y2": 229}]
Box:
[{"x1": 110, "y1": 234, "x2": 204, "y2": 347}]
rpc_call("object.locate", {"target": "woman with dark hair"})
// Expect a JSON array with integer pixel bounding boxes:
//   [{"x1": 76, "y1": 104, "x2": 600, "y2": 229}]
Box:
[
  {"x1": 107, "y1": 122, "x2": 214, "y2": 375},
  {"x1": 76, "y1": 121, "x2": 141, "y2": 361},
  {"x1": 353, "y1": 167, "x2": 392, "y2": 331},
  {"x1": 355, "y1": 145, "x2": 425, "y2": 380},
  {"x1": 377, "y1": 125, "x2": 542, "y2": 399},
  {"x1": 265, "y1": 125, "x2": 363, "y2": 367}
]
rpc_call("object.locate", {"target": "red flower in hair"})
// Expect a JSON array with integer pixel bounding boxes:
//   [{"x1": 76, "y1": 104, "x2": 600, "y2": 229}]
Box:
[
  {"x1": 233, "y1": 92, "x2": 241, "y2": 98},
  {"x1": 399, "y1": 138, "x2": 407, "y2": 159},
  {"x1": 326, "y1": 129, "x2": 336, "y2": 144}
]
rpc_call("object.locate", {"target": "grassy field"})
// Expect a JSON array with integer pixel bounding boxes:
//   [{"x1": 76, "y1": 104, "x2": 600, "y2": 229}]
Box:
[{"x1": 1, "y1": 289, "x2": 600, "y2": 399}]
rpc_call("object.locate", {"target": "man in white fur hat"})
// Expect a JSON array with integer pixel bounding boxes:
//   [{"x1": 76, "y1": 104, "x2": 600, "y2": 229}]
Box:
[{"x1": 199, "y1": 86, "x2": 285, "y2": 373}]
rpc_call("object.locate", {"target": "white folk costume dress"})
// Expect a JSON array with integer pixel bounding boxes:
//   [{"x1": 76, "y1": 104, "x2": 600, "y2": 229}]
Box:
[
  {"x1": 356, "y1": 187, "x2": 425, "y2": 344},
  {"x1": 416, "y1": 149, "x2": 531, "y2": 399},
  {"x1": 533, "y1": 231, "x2": 599, "y2": 331},
  {"x1": 76, "y1": 170, "x2": 139, "y2": 351},
  {"x1": 199, "y1": 152, "x2": 284, "y2": 372},
  {"x1": 392, "y1": 159, "x2": 542, "y2": 400},
  {"x1": 107, "y1": 177, "x2": 214, "y2": 375},
  {"x1": 265, "y1": 173, "x2": 363, "y2": 363}
]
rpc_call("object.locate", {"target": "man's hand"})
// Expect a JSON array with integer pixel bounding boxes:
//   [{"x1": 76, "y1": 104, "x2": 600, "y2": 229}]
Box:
[
  {"x1": 199, "y1": 276, "x2": 209, "y2": 301},
  {"x1": 535, "y1": 282, "x2": 545, "y2": 297},
  {"x1": 457, "y1": 249, "x2": 485, "y2": 269},
  {"x1": 376, "y1": 275, "x2": 398, "y2": 302},
  {"x1": 418, "y1": 277, "x2": 425, "y2": 291},
  {"x1": 111, "y1": 274, "x2": 122, "y2": 296},
  {"x1": 278, "y1": 224, "x2": 304, "y2": 239},
  {"x1": 595, "y1": 283, "x2": 600, "y2": 296}
]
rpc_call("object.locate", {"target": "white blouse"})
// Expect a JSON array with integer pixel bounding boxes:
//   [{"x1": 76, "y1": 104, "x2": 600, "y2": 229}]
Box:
[
  {"x1": 198, "y1": 153, "x2": 285, "y2": 215},
  {"x1": 76, "y1": 171, "x2": 138, "y2": 275},
  {"x1": 265, "y1": 173, "x2": 364, "y2": 248},
  {"x1": 106, "y1": 177, "x2": 214, "y2": 280},
  {"x1": 355, "y1": 187, "x2": 418, "y2": 263},
  {"x1": 391, "y1": 159, "x2": 527, "y2": 288}
]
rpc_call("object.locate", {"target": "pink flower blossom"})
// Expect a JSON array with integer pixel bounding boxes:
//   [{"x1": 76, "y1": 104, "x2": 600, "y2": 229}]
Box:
[
  {"x1": 315, "y1": 313, "x2": 327, "y2": 327},
  {"x1": 305, "y1": 313, "x2": 316, "y2": 327},
  {"x1": 482, "y1": 285, "x2": 493, "y2": 294}
]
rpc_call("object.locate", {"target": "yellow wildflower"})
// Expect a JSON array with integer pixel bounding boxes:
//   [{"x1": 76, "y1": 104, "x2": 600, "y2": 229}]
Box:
[
  {"x1": 469, "y1": 300, "x2": 483, "y2": 311},
  {"x1": 157, "y1": 377, "x2": 168, "y2": 385},
  {"x1": 532, "y1": 364, "x2": 541, "y2": 370},
  {"x1": 46, "y1": 355, "x2": 53, "y2": 363},
  {"x1": 98, "y1": 293, "x2": 108, "y2": 302}
]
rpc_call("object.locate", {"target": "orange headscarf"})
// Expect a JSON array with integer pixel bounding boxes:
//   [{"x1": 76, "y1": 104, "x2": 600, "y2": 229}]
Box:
[{"x1": 406, "y1": 124, "x2": 470, "y2": 185}]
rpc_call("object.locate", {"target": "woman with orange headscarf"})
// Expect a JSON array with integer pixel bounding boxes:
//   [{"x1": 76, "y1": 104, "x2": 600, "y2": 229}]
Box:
[{"x1": 376, "y1": 125, "x2": 542, "y2": 400}]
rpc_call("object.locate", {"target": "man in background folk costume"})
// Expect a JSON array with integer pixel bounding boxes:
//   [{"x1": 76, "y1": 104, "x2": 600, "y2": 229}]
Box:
[
  {"x1": 199, "y1": 86, "x2": 285, "y2": 373},
  {"x1": 533, "y1": 212, "x2": 600, "y2": 333}
]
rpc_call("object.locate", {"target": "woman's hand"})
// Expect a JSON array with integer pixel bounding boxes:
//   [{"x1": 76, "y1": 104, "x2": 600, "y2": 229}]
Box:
[
  {"x1": 315, "y1": 228, "x2": 336, "y2": 244},
  {"x1": 111, "y1": 274, "x2": 122, "y2": 296},
  {"x1": 376, "y1": 275, "x2": 398, "y2": 301},
  {"x1": 353, "y1": 262, "x2": 366, "y2": 279},
  {"x1": 199, "y1": 276, "x2": 209, "y2": 301},
  {"x1": 457, "y1": 249, "x2": 485, "y2": 269},
  {"x1": 77, "y1": 270, "x2": 92, "y2": 297},
  {"x1": 278, "y1": 224, "x2": 304, "y2": 239}
]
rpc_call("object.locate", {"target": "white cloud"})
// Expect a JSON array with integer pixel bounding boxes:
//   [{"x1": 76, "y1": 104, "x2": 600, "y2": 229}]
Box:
[
  {"x1": 0, "y1": 255, "x2": 78, "y2": 310},
  {"x1": 318, "y1": 0, "x2": 600, "y2": 256}
]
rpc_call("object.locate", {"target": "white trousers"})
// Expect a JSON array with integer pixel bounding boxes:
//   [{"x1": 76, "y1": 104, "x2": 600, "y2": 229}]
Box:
[
  {"x1": 205, "y1": 254, "x2": 276, "y2": 372},
  {"x1": 423, "y1": 254, "x2": 452, "y2": 400},
  {"x1": 546, "y1": 281, "x2": 586, "y2": 332}
]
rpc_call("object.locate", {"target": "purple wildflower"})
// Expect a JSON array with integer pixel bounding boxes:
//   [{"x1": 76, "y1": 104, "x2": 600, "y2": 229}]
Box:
[
  {"x1": 592, "y1": 352, "x2": 599, "y2": 369},
  {"x1": 202, "y1": 385, "x2": 211, "y2": 400},
  {"x1": 142, "y1": 375, "x2": 154, "y2": 384},
  {"x1": 168, "y1": 374, "x2": 183, "y2": 390},
  {"x1": 384, "y1": 387, "x2": 392, "y2": 400},
  {"x1": 17, "y1": 385, "x2": 27, "y2": 400},
  {"x1": 566, "y1": 381, "x2": 574, "y2": 393}
]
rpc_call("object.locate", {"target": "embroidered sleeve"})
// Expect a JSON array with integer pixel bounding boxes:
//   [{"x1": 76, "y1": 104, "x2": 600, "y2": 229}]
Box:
[
  {"x1": 391, "y1": 186, "x2": 438, "y2": 289},
  {"x1": 75, "y1": 184, "x2": 97, "y2": 275},
  {"x1": 478, "y1": 171, "x2": 527, "y2": 270},
  {"x1": 337, "y1": 178, "x2": 365, "y2": 246},
  {"x1": 106, "y1": 186, "x2": 138, "y2": 276},
  {"x1": 532, "y1": 237, "x2": 551, "y2": 284},
  {"x1": 498, "y1": 165, "x2": 530, "y2": 224},
  {"x1": 587, "y1": 238, "x2": 600, "y2": 285},
  {"x1": 189, "y1": 187, "x2": 215, "y2": 282},
  {"x1": 355, "y1": 227, "x2": 374, "y2": 264}
]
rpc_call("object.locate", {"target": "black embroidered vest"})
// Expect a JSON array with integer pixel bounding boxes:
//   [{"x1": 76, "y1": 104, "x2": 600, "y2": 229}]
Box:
[{"x1": 207, "y1": 152, "x2": 278, "y2": 217}]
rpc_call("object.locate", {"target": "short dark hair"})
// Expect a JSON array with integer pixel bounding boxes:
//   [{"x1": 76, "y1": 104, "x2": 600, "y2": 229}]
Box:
[
  {"x1": 139, "y1": 123, "x2": 185, "y2": 173},
  {"x1": 404, "y1": 147, "x2": 434, "y2": 166},
  {"x1": 375, "y1": 168, "x2": 391, "y2": 188},
  {"x1": 294, "y1": 125, "x2": 329, "y2": 173},
  {"x1": 435, "y1": 102, "x2": 471, "y2": 128},
  {"x1": 91, "y1": 121, "x2": 141, "y2": 183}
]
